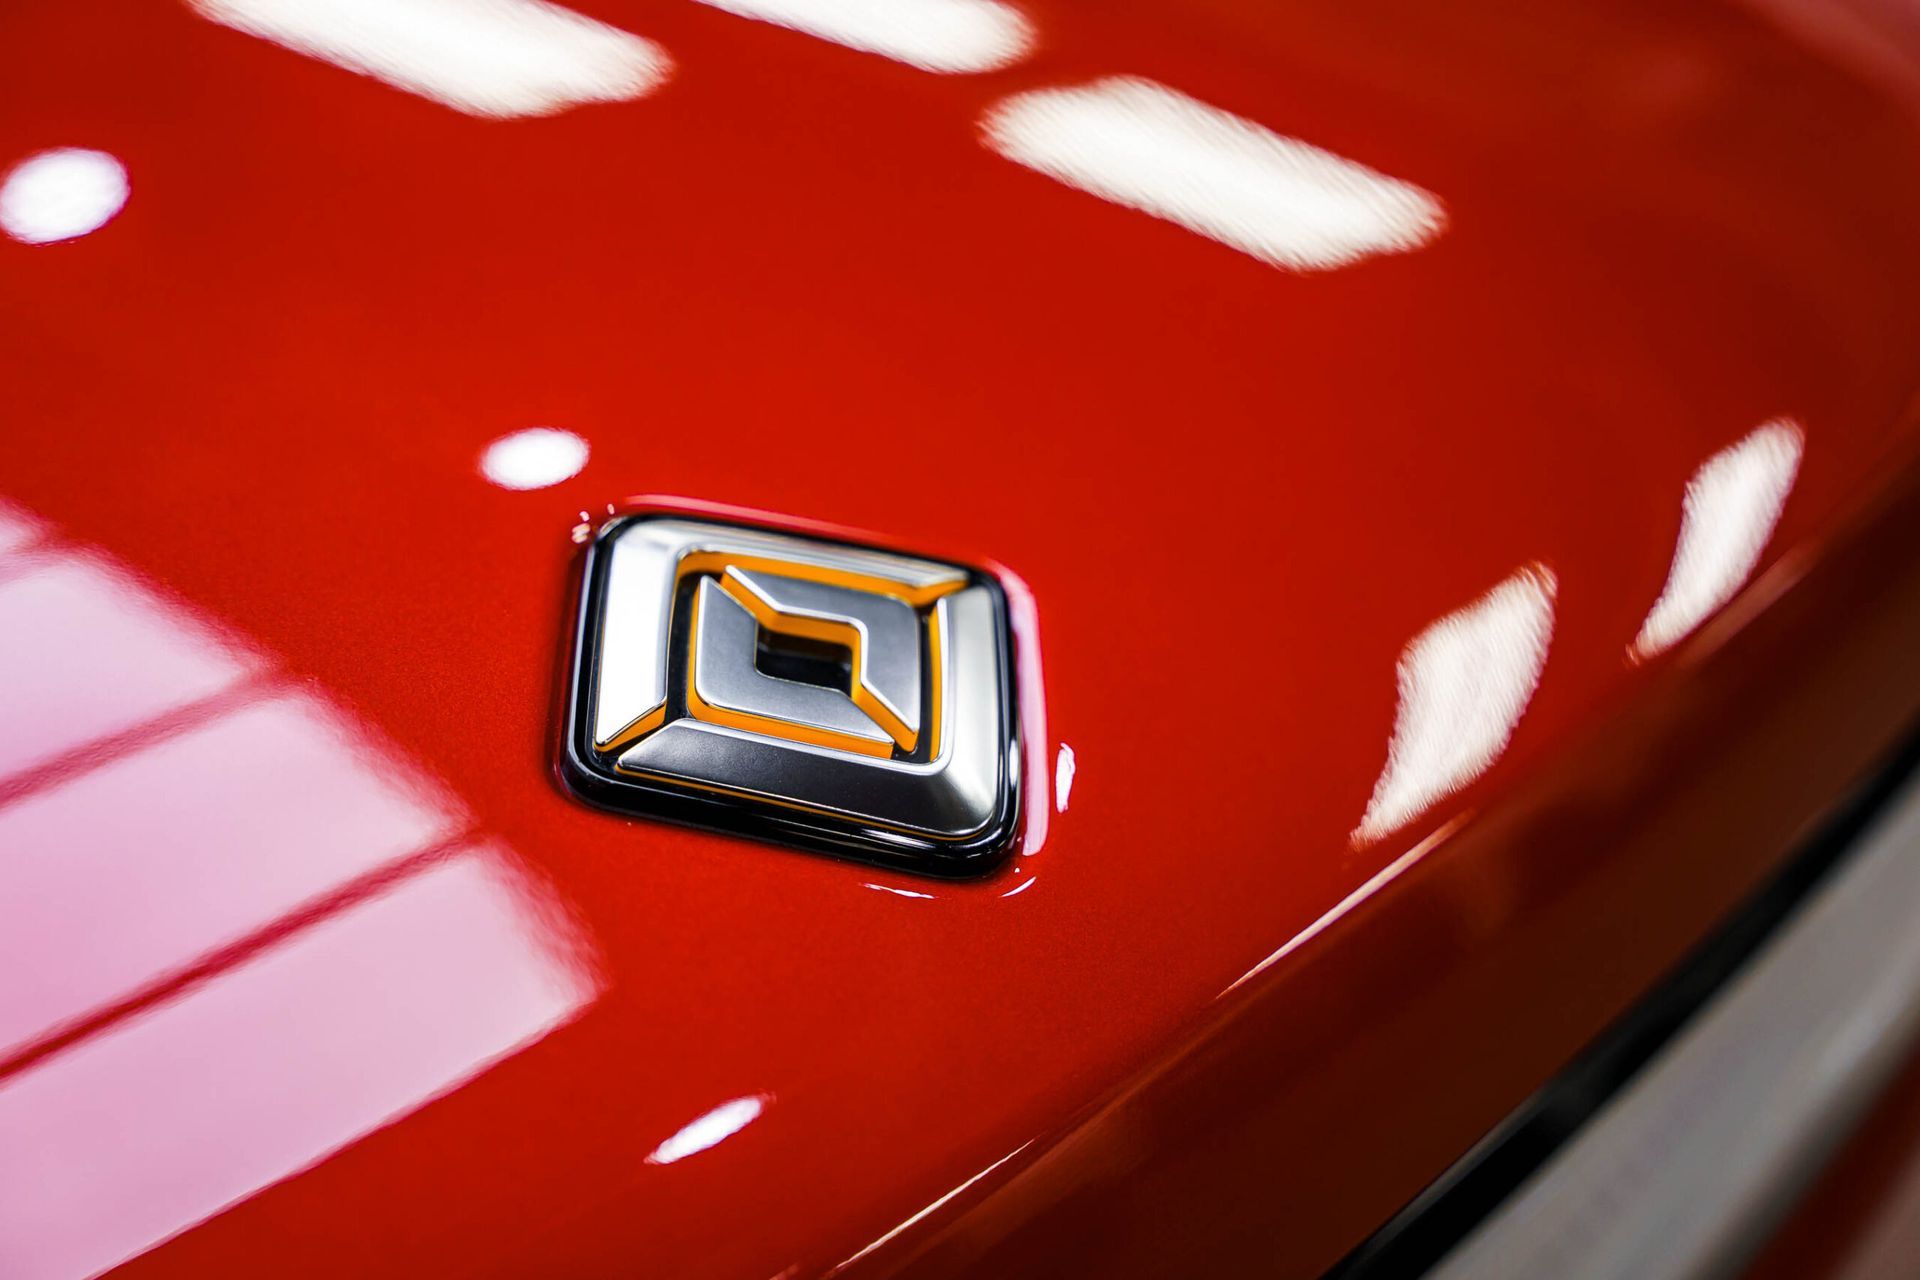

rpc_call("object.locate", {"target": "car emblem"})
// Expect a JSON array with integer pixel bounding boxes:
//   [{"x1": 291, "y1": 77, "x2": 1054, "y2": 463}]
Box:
[{"x1": 561, "y1": 513, "x2": 1021, "y2": 872}]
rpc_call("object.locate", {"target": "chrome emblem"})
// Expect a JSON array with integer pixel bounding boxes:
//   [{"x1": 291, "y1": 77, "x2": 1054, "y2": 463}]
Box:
[{"x1": 561, "y1": 515, "x2": 1021, "y2": 872}]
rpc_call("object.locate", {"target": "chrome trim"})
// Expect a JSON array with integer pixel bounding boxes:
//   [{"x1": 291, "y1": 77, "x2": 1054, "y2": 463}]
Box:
[
  {"x1": 564, "y1": 515, "x2": 1019, "y2": 868},
  {"x1": 591, "y1": 517, "x2": 964, "y2": 752},
  {"x1": 727, "y1": 566, "x2": 923, "y2": 743},
  {"x1": 619, "y1": 587, "x2": 1008, "y2": 840},
  {"x1": 1430, "y1": 763, "x2": 1920, "y2": 1280},
  {"x1": 688, "y1": 577, "x2": 896, "y2": 753}
]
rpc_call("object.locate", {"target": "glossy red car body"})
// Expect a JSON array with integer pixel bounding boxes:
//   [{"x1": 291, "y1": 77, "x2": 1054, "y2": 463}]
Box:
[{"x1": 5, "y1": 0, "x2": 1920, "y2": 1275}]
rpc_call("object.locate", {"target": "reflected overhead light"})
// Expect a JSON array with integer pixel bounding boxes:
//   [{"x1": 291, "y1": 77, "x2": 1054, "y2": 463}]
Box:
[
  {"x1": 0, "y1": 503, "x2": 599, "y2": 1280},
  {"x1": 1353, "y1": 565, "x2": 1557, "y2": 845},
  {"x1": 1053, "y1": 742, "x2": 1075, "y2": 812},
  {"x1": 190, "y1": 0, "x2": 670, "y2": 118},
  {"x1": 0, "y1": 846, "x2": 593, "y2": 1280},
  {"x1": 0, "y1": 554, "x2": 259, "y2": 783},
  {"x1": 481, "y1": 426, "x2": 589, "y2": 489},
  {"x1": 646, "y1": 1095, "x2": 768, "y2": 1165},
  {"x1": 0, "y1": 502, "x2": 44, "y2": 556},
  {"x1": 0, "y1": 693, "x2": 463, "y2": 1057},
  {"x1": 1632, "y1": 419, "x2": 1803, "y2": 660},
  {"x1": 981, "y1": 77, "x2": 1444, "y2": 272},
  {"x1": 694, "y1": 0, "x2": 1031, "y2": 73},
  {"x1": 1, "y1": 149, "x2": 128, "y2": 245}
]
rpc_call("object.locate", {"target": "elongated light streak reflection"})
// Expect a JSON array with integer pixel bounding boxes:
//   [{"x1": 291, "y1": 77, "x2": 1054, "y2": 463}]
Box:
[
  {"x1": 1222, "y1": 814, "x2": 1468, "y2": 998},
  {"x1": 827, "y1": 1140, "x2": 1034, "y2": 1275},
  {"x1": 1632, "y1": 419, "x2": 1803, "y2": 660},
  {"x1": 646, "y1": 1095, "x2": 768, "y2": 1165},
  {"x1": 982, "y1": 77, "x2": 1445, "y2": 272},
  {"x1": 863, "y1": 883, "x2": 935, "y2": 900},
  {"x1": 1353, "y1": 565, "x2": 1557, "y2": 845},
  {"x1": 190, "y1": 0, "x2": 670, "y2": 118},
  {"x1": 694, "y1": 0, "x2": 1032, "y2": 73}
]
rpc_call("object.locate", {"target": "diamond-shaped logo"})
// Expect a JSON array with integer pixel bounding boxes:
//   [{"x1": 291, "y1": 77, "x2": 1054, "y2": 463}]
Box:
[{"x1": 560, "y1": 514, "x2": 1021, "y2": 872}]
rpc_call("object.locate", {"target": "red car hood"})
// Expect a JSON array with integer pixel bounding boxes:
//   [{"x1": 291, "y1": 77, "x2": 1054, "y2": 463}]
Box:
[{"x1": 5, "y1": 0, "x2": 1920, "y2": 1275}]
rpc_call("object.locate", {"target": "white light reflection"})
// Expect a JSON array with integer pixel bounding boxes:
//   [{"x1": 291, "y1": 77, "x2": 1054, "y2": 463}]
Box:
[
  {"x1": 646, "y1": 1095, "x2": 768, "y2": 1165},
  {"x1": 1053, "y1": 742, "x2": 1075, "y2": 812},
  {"x1": 695, "y1": 0, "x2": 1031, "y2": 73},
  {"x1": 191, "y1": 0, "x2": 670, "y2": 119},
  {"x1": 864, "y1": 883, "x2": 935, "y2": 899},
  {"x1": 0, "y1": 846, "x2": 592, "y2": 1280},
  {"x1": 0, "y1": 501, "x2": 44, "y2": 555},
  {"x1": 982, "y1": 77, "x2": 1445, "y2": 272},
  {"x1": 0, "y1": 554, "x2": 259, "y2": 783},
  {"x1": 827, "y1": 1139, "x2": 1034, "y2": 1275},
  {"x1": 1632, "y1": 419, "x2": 1803, "y2": 661},
  {"x1": 481, "y1": 426, "x2": 589, "y2": 489},
  {"x1": 1223, "y1": 815, "x2": 1466, "y2": 998},
  {"x1": 1352, "y1": 565, "x2": 1557, "y2": 846},
  {"x1": 0, "y1": 506, "x2": 599, "y2": 1280},
  {"x1": 0, "y1": 692, "x2": 461, "y2": 1057},
  {"x1": 1, "y1": 149, "x2": 128, "y2": 245}
]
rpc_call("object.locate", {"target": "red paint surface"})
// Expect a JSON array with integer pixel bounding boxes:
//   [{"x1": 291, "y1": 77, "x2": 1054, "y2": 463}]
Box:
[{"x1": 2, "y1": 0, "x2": 1920, "y2": 1275}]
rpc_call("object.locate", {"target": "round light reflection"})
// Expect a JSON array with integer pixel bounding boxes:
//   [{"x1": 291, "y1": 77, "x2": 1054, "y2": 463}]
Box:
[
  {"x1": 480, "y1": 427, "x2": 589, "y2": 490},
  {"x1": 1, "y1": 148, "x2": 129, "y2": 244}
]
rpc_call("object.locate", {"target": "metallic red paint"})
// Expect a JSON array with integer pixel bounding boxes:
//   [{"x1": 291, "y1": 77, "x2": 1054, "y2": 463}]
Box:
[{"x1": 3, "y1": 0, "x2": 1920, "y2": 1275}]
